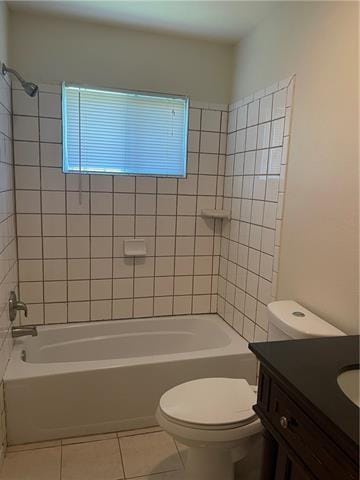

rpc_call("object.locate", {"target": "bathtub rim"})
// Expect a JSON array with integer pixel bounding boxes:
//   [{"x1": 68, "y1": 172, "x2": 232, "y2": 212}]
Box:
[{"x1": 5, "y1": 314, "x2": 252, "y2": 381}]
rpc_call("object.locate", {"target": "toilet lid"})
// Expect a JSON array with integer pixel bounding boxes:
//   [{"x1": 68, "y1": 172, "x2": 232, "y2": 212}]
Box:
[{"x1": 159, "y1": 378, "x2": 257, "y2": 427}]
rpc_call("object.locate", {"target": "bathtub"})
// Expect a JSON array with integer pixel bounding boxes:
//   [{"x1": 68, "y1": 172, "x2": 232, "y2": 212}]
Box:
[{"x1": 4, "y1": 314, "x2": 256, "y2": 445}]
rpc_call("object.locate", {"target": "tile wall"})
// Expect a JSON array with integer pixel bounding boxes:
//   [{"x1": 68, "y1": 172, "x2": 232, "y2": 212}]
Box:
[
  {"x1": 13, "y1": 83, "x2": 228, "y2": 325},
  {"x1": 217, "y1": 76, "x2": 295, "y2": 342},
  {"x1": 0, "y1": 72, "x2": 17, "y2": 459}
]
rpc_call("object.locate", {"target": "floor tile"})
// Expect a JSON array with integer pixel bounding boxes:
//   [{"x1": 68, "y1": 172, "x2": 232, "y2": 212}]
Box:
[
  {"x1": 62, "y1": 432, "x2": 117, "y2": 445},
  {"x1": 120, "y1": 431, "x2": 182, "y2": 478},
  {"x1": 135, "y1": 471, "x2": 184, "y2": 480},
  {"x1": 0, "y1": 446, "x2": 61, "y2": 480},
  {"x1": 61, "y1": 439, "x2": 124, "y2": 480},
  {"x1": 7, "y1": 440, "x2": 61, "y2": 453},
  {"x1": 117, "y1": 426, "x2": 162, "y2": 438},
  {"x1": 175, "y1": 441, "x2": 188, "y2": 465}
]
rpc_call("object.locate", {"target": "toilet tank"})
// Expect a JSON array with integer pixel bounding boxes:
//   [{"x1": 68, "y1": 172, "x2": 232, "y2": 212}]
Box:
[{"x1": 267, "y1": 300, "x2": 345, "y2": 341}]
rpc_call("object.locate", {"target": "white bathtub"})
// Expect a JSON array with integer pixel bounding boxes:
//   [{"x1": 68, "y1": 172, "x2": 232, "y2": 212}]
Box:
[{"x1": 4, "y1": 314, "x2": 256, "y2": 445}]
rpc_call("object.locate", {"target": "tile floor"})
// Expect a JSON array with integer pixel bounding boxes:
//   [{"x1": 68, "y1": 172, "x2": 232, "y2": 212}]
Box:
[{"x1": 0, "y1": 427, "x2": 187, "y2": 480}]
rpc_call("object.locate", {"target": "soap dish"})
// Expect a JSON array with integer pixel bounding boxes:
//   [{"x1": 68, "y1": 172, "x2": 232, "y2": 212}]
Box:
[{"x1": 124, "y1": 239, "x2": 147, "y2": 257}]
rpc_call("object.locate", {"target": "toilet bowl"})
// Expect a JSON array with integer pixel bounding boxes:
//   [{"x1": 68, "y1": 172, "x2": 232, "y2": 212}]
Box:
[{"x1": 156, "y1": 377, "x2": 262, "y2": 480}]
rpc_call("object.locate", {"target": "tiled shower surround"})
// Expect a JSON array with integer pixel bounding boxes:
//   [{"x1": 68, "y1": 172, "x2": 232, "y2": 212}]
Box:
[
  {"x1": 217, "y1": 76, "x2": 295, "y2": 342},
  {"x1": 13, "y1": 76, "x2": 294, "y2": 338},
  {"x1": 14, "y1": 83, "x2": 228, "y2": 325},
  {"x1": 0, "y1": 73, "x2": 17, "y2": 459}
]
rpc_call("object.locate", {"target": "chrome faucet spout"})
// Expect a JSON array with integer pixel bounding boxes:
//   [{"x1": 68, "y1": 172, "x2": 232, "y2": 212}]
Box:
[{"x1": 11, "y1": 326, "x2": 37, "y2": 338}]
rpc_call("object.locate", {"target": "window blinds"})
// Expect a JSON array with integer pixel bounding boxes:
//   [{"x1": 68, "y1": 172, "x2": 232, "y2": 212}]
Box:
[{"x1": 62, "y1": 83, "x2": 189, "y2": 177}]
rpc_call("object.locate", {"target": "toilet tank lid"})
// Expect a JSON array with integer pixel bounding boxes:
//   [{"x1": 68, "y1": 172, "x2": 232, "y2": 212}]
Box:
[{"x1": 268, "y1": 301, "x2": 345, "y2": 338}]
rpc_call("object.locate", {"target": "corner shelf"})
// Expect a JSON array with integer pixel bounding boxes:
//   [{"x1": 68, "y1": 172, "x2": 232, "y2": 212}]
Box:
[{"x1": 201, "y1": 209, "x2": 231, "y2": 220}]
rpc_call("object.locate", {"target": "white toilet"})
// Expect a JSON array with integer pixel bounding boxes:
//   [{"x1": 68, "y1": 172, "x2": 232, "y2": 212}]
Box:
[{"x1": 156, "y1": 300, "x2": 345, "y2": 480}]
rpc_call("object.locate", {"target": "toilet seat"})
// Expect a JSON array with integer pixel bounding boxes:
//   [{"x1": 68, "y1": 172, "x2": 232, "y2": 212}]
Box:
[{"x1": 159, "y1": 378, "x2": 257, "y2": 430}]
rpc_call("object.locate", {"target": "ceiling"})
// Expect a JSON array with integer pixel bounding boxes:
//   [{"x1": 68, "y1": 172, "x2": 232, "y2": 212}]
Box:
[{"x1": 7, "y1": 1, "x2": 281, "y2": 43}]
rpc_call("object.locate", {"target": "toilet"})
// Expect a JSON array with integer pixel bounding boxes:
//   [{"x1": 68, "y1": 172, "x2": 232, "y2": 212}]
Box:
[{"x1": 156, "y1": 300, "x2": 345, "y2": 480}]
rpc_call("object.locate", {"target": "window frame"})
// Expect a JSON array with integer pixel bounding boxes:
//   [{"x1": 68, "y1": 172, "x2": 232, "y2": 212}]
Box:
[{"x1": 61, "y1": 82, "x2": 190, "y2": 178}]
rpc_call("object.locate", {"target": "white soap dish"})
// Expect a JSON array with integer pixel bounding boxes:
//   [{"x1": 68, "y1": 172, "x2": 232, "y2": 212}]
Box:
[
  {"x1": 201, "y1": 209, "x2": 231, "y2": 219},
  {"x1": 124, "y1": 239, "x2": 147, "y2": 257}
]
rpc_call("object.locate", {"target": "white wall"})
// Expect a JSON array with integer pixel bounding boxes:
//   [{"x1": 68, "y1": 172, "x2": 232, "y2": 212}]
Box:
[
  {"x1": 0, "y1": 1, "x2": 8, "y2": 63},
  {"x1": 8, "y1": 10, "x2": 233, "y2": 104},
  {"x1": 231, "y1": 1, "x2": 359, "y2": 334}
]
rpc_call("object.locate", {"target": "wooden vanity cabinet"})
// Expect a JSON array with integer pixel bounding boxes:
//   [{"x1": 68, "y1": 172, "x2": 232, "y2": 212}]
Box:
[{"x1": 254, "y1": 365, "x2": 358, "y2": 480}]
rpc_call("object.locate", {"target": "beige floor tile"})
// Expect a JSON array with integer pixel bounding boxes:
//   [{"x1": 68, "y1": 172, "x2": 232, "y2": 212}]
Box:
[
  {"x1": 0, "y1": 446, "x2": 61, "y2": 480},
  {"x1": 175, "y1": 441, "x2": 188, "y2": 465},
  {"x1": 7, "y1": 439, "x2": 61, "y2": 453},
  {"x1": 62, "y1": 432, "x2": 117, "y2": 445},
  {"x1": 61, "y1": 439, "x2": 124, "y2": 480},
  {"x1": 120, "y1": 431, "x2": 182, "y2": 478},
  {"x1": 117, "y1": 426, "x2": 162, "y2": 438},
  {"x1": 135, "y1": 471, "x2": 184, "y2": 480}
]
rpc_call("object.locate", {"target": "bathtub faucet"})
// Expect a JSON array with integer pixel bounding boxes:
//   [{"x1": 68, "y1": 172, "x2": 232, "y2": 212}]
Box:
[
  {"x1": 11, "y1": 326, "x2": 38, "y2": 338},
  {"x1": 9, "y1": 291, "x2": 28, "y2": 322}
]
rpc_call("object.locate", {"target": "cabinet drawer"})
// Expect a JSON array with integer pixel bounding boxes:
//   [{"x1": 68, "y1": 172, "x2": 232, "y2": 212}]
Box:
[{"x1": 269, "y1": 383, "x2": 356, "y2": 480}]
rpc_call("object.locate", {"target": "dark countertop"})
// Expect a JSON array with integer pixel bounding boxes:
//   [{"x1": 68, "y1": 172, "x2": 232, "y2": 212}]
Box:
[{"x1": 249, "y1": 335, "x2": 359, "y2": 457}]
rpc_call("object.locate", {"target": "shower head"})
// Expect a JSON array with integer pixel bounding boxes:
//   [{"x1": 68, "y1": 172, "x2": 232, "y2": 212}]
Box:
[{"x1": 1, "y1": 63, "x2": 38, "y2": 97}]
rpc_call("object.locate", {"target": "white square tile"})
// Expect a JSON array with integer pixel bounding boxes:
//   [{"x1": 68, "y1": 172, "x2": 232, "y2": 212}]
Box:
[
  {"x1": 91, "y1": 215, "x2": 112, "y2": 236},
  {"x1": 91, "y1": 236, "x2": 112, "y2": 257},
  {"x1": 154, "y1": 296, "x2": 173, "y2": 316},
  {"x1": 199, "y1": 154, "x2": 218, "y2": 175},
  {"x1": 19, "y1": 259, "x2": 43, "y2": 281},
  {"x1": 235, "y1": 129, "x2": 246, "y2": 153},
  {"x1": 192, "y1": 294, "x2": 211, "y2": 313},
  {"x1": 91, "y1": 299, "x2": 112, "y2": 321},
  {"x1": 67, "y1": 215, "x2": 89, "y2": 236},
  {"x1": 155, "y1": 257, "x2": 175, "y2": 276},
  {"x1": 15, "y1": 165, "x2": 41, "y2": 190},
  {"x1": 270, "y1": 118, "x2": 285, "y2": 147},
  {"x1": 44, "y1": 259, "x2": 66, "y2": 281},
  {"x1": 174, "y1": 256, "x2": 193, "y2": 276},
  {"x1": 17, "y1": 214, "x2": 41, "y2": 236},
  {"x1": 114, "y1": 216, "x2": 134, "y2": 236},
  {"x1": 114, "y1": 193, "x2": 135, "y2": 215},
  {"x1": 200, "y1": 131, "x2": 219, "y2": 153},
  {"x1": 39, "y1": 92, "x2": 61, "y2": 118},
  {"x1": 42, "y1": 191, "x2": 65, "y2": 213},
  {"x1": 257, "y1": 122, "x2": 271, "y2": 149},
  {"x1": 236, "y1": 105, "x2": 247, "y2": 130},
  {"x1": 44, "y1": 303, "x2": 67, "y2": 324},
  {"x1": 173, "y1": 295, "x2": 192, "y2": 315},
  {"x1": 136, "y1": 176, "x2": 156, "y2": 193},
  {"x1": 227, "y1": 109, "x2": 236, "y2": 133},
  {"x1": 133, "y1": 297, "x2": 153, "y2": 317},
  {"x1": 91, "y1": 258, "x2": 112, "y2": 279},
  {"x1": 263, "y1": 202, "x2": 277, "y2": 229},
  {"x1": 17, "y1": 237, "x2": 42, "y2": 259},
  {"x1": 67, "y1": 237, "x2": 90, "y2": 258},
  {"x1": 134, "y1": 277, "x2": 154, "y2": 297},
  {"x1": 261, "y1": 228, "x2": 275, "y2": 255},
  {"x1": 136, "y1": 216, "x2": 155, "y2": 236},
  {"x1": 66, "y1": 192, "x2": 90, "y2": 214},
  {"x1": 188, "y1": 108, "x2": 201, "y2": 130},
  {"x1": 245, "y1": 126, "x2": 257, "y2": 151},
  {"x1": 226, "y1": 132, "x2": 236, "y2": 154},
  {"x1": 40, "y1": 143, "x2": 62, "y2": 167},
  {"x1": 40, "y1": 118, "x2": 61, "y2": 143},
  {"x1": 259, "y1": 94, "x2": 273, "y2": 123},
  {"x1": 253, "y1": 176, "x2": 266, "y2": 200},
  {"x1": 249, "y1": 224, "x2": 262, "y2": 250},
  {"x1": 91, "y1": 279, "x2": 112, "y2": 300},
  {"x1": 113, "y1": 278, "x2": 133, "y2": 299},
  {"x1": 16, "y1": 190, "x2": 41, "y2": 213},
  {"x1": 44, "y1": 237, "x2": 66, "y2": 258},
  {"x1": 68, "y1": 301, "x2": 90, "y2": 323},
  {"x1": 44, "y1": 281, "x2": 67, "y2": 302},
  {"x1": 91, "y1": 192, "x2": 113, "y2": 214},
  {"x1": 90, "y1": 175, "x2": 113, "y2": 192},
  {"x1": 265, "y1": 176, "x2": 279, "y2": 202},
  {"x1": 114, "y1": 176, "x2": 135, "y2": 193},
  {"x1": 20, "y1": 281, "x2": 43, "y2": 303},
  {"x1": 202, "y1": 109, "x2": 221, "y2": 132},
  {"x1": 13, "y1": 116, "x2": 38, "y2": 141},
  {"x1": 247, "y1": 100, "x2": 259, "y2": 126},
  {"x1": 177, "y1": 195, "x2": 196, "y2": 215},
  {"x1": 157, "y1": 177, "x2": 177, "y2": 194},
  {"x1": 13, "y1": 90, "x2": 39, "y2": 116},
  {"x1": 156, "y1": 216, "x2": 175, "y2": 236},
  {"x1": 272, "y1": 89, "x2": 287, "y2": 119},
  {"x1": 178, "y1": 175, "x2": 197, "y2": 195},
  {"x1": 260, "y1": 253, "x2": 273, "y2": 281},
  {"x1": 112, "y1": 299, "x2": 132, "y2": 319},
  {"x1": 244, "y1": 151, "x2": 256, "y2": 175},
  {"x1": 68, "y1": 280, "x2": 90, "y2": 301},
  {"x1": 155, "y1": 277, "x2": 174, "y2": 296},
  {"x1": 14, "y1": 141, "x2": 39, "y2": 166},
  {"x1": 187, "y1": 130, "x2": 200, "y2": 152},
  {"x1": 41, "y1": 166, "x2": 65, "y2": 190},
  {"x1": 67, "y1": 259, "x2": 90, "y2": 280},
  {"x1": 42, "y1": 214, "x2": 66, "y2": 236}
]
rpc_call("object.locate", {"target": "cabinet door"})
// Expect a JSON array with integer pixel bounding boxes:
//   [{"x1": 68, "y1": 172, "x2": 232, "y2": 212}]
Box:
[{"x1": 275, "y1": 445, "x2": 314, "y2": 480}]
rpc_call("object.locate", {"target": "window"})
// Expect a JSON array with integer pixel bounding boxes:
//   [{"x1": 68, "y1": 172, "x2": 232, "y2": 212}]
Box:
[{"x1": 62, "y1": 83, "x2": 189, "y2": 177}]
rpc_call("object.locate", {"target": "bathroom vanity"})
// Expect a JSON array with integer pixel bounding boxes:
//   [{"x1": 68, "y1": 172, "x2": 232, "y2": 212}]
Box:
[{"x1": 249, "y1": 336, "x2": 359, "y2": 480}]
